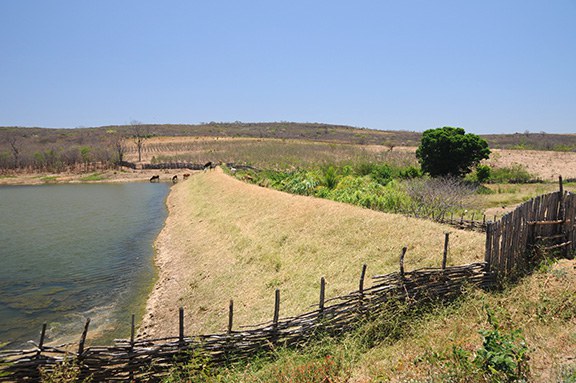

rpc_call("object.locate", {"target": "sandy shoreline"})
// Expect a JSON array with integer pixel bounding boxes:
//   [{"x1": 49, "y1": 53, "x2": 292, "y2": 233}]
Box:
[{"x1": 0, "y1": 169, "x2": 193, "y2": 186}]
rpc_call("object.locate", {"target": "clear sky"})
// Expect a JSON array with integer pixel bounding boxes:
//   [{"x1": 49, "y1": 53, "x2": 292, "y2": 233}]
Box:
[{"x1": 1, "y1": 1, "x2": 575, "y2": 134}]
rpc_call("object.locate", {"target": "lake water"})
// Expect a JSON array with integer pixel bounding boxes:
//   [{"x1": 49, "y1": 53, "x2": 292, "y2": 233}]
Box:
[{"x1": 0, "y1": 183, "x2": 170, "y2": 348}]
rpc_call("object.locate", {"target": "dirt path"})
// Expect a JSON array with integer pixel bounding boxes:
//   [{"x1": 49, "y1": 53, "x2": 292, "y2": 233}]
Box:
[{"x1": 138, "y1": 168, "x2": 485, "y2": 339}]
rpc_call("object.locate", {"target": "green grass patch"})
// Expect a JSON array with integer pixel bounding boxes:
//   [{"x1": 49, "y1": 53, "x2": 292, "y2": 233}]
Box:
[
  {"x1": 80, "y1": 172, "x2": 107, "y2": 181},
  {"x1": 40, "y1": 176, "x2": 59, "y2": 183}
]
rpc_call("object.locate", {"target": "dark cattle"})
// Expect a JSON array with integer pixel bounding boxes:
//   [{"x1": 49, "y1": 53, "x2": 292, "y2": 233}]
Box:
[
  {"x1": 183, "y1": 173, "x2": 190, "y2": 180},
  {"x1": 172, "y1": 175, "x2": 178, "y2": 184},
  {"x1": 203, "y1": 161, "x2": 213, "y2": 171},
  {"x1": 150, "y1": 175, "x2": 160, "y2": 183}
]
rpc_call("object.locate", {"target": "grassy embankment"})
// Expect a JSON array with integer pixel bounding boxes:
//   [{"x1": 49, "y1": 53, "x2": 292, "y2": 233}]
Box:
[
  {"x1": 142, "y1": 168, "x2": 484, "y2": 339},
  {"x1": 155, "y1": 170, "x2": 575, "y2": 383}
]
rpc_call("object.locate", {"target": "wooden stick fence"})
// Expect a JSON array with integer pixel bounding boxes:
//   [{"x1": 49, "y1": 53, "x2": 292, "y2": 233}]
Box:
[
  {"x1": 485, "y1": 177, "x2": 575, "y2": 282},
  {"x1": 1, "y1": 178, "x2": 574, "y2": 382}
]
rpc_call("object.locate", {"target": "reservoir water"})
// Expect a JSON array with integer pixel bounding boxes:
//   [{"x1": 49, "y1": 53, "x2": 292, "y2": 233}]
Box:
[{"x1": 0, "y1": 183, "x2": 170, "y2": 348}]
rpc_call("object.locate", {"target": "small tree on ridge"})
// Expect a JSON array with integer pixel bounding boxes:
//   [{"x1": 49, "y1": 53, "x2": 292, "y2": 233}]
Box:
[{"x1": 416, "y1": 127, "x2": 490, "y2": 177}]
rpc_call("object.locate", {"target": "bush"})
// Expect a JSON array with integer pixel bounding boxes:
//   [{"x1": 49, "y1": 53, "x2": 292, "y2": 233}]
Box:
[
  {"x1": 489, "y1": 165, "x2": 534, "y2": 184},
  {"x1": 475, "y1": 164, "x2": 492, "y2": 183}
]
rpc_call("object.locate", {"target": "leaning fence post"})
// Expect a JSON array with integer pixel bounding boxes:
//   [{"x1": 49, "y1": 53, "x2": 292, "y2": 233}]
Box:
[
  {"x1": 399, "y1": 247, "x2": 407, "y2": 278},
  {"x1": 37, "y1": 323, "x2": 47, "y2": 356},
  {"x1": 442, "y1": 232, "x2": 450, "y2": 269},
  {"x1": 359, "y1": 264, "x2": 367, "y2": 299},
  {"x1": 78, "y1": 318, "x2": 90, "y2": 356}
]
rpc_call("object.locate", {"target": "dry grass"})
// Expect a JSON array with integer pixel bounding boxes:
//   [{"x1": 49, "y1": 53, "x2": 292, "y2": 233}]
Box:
[
  {"x1": 140, "y1": 168, "x2": 484, "y2": 338},
  {"x1": 487, "y1": 149, "x2": 576, "y2": 181},
  {"x1": 125, "y1": 137, "x2": 417, "y2": 170},
  {"x1": 351, "y1": 259, "x2": 576, "y2": 383}
]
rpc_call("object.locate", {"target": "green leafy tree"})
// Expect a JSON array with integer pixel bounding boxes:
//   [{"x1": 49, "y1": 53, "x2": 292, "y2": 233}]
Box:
[{"x1": 416, "y1": 127, "x2": 490, "y2": 177}]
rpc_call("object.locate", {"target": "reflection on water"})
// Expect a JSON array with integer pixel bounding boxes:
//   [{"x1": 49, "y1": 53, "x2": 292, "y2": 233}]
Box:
[{"x1": 0, "y1": 183, "x2": 169, "y2": 348}]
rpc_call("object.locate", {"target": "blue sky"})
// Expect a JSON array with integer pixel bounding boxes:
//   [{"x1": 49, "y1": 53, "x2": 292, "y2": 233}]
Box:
[{"x1": 1, "y1": 1, "x2": 575, "y2": 134}]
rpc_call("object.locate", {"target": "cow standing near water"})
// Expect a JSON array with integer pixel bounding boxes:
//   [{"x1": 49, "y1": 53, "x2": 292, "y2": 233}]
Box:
[
  {"x1": 150, "y1": 175, "x2": 160, "y2": 183},
  {"x1": 183, "y1": 173, "x2": 190, "y2": 180},
  {"x1": 172, "y1": 175, "x2": 178, "y2": 184}
]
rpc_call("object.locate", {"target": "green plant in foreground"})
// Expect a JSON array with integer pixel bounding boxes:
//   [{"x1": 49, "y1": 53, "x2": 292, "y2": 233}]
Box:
[
  {"x1": 559, "y1": 363, "x2": 576, "y2": 383},
  {"x1": 474, "y1": 306, "x2": 530, "y2": 382},
  {"x1": 39, "y1": 358, "x2": 92, "y2": 383},
  {"x1": 163, "y1": 349, "x2": 218, "y2": 383},
  {"x1": 418, "y1": 306, "x2": 530, "y2": 383}
]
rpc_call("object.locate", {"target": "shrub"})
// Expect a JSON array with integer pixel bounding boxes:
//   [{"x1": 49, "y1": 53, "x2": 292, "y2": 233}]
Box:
[
  {"x1": 403, "y1": 176, "x2": 476, "y2": 218},
  {"x1": 475, "y1": 164, "x2": 492, "y2": 183},
  {"x1": 489, "y1": 165, "x2": 534, "y2": 184}
]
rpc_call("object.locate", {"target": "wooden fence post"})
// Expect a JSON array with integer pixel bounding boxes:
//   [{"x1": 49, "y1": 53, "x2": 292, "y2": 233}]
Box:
[
  {"x1": 179, "y1": 307, "x2": 184, "y2": 344},
  {"x1": 228, "y1": 300, "x2": 234, "y2": 334},
  {"x1": 130, "y1": 314, "x2": 135, "y2": 350},
  {"x1": 37, "y1": 323, "x2": 47, "y2": 357},
  {"x1": 273, "y1": 289, "x2": 280, "y2": 328},
  {"x1": 78, "y1": 318, "x2": 90, "y2": 356},
  {"x1": 129, "y1": 314, "x2": 135, "y2": 382},
  {"x1": 319, "y1": 277, "x2": 325, "y2": 314},
  {"x1": 442, "y1": 232, "x2": 450, "y2": 270},
  {"x1": 485, "y1": 222, "x2": 493, "y2": 271},
  {"x1": 399, "y1": 247, "x2": 407, "y2": 278},
  {"x1": 359, "y1": 264, "x2": 367, "y2": 299}
]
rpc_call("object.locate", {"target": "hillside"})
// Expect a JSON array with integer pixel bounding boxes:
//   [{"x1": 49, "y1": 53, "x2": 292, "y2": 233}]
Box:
[{"x1": 139, "y1": 168, "x2": 485, "y2": 339}]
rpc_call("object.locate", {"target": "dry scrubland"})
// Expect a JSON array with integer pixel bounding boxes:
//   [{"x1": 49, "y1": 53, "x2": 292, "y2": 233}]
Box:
[
  {"x1": 139, "y1": 168, "x2": 485, "y2": 339},
  {"x1": 127, "y1": 136, "x2": 576, "y2": 181}
]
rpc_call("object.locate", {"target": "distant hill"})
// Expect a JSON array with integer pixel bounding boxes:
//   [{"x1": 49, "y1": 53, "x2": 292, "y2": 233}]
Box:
[{"x1": 2, "y1": 122, "x2": 575, "y2": 151}]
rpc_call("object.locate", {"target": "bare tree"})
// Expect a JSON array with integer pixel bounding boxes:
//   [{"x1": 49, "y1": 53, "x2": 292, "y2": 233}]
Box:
[
  {"x1": 131, "y1": 121, "x2": 150, "y2": 163},
  {"x1": 6, "y1": 134, "x2": 23, "y2": 169},
  {"x1": 109, "y1": 132, "x2": 127, "y2": 167}
]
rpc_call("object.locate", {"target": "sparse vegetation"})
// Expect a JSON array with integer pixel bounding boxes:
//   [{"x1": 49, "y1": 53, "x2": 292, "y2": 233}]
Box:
[
  {"x1": 161, "y1": 258, "x2": 576, "y2": 383},
  {"x1": 488, "y1": 164, "x2": 536, "y2": 184},
  {"x1": 80, "y1": 173, "x2": 107, "y2": 181}
]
